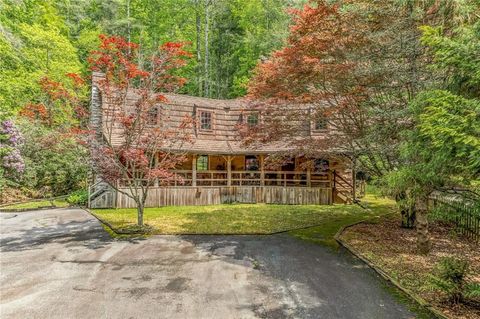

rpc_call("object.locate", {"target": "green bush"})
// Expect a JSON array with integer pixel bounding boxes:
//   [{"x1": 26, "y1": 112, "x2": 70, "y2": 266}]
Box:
[
  {"x1": 67, "y1": 189, "x2": 88, "y2": 206},
  {"x1": 427, "y1": 257, "x2": 478, "y2": 304}
]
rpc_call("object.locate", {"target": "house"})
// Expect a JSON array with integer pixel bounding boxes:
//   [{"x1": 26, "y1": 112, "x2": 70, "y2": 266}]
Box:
[{"x1": 88, "y1": 73, "x2": 356, "y2": 208}]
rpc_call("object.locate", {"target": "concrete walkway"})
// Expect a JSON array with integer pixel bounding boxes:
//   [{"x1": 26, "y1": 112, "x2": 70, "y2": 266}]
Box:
[{"x1": 0, "y1": 208, "x2": 417, "y2": 319}]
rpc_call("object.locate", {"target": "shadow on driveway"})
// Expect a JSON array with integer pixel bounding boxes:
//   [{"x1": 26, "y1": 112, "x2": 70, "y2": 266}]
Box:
[{"x1": 0, "y1": 208, "x2": 432, "y2": 319}]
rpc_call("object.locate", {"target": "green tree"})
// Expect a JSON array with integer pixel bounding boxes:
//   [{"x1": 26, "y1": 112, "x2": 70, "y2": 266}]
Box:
[
  {"x1": 385, "y1": 9, "x2": 480, "y2": 253},
  {"x1": 19, "y1": 120, "x2": 89, "y2": 197},
  {"x1": 0, "y1": 1, "x2": 82, "y2": 117}
]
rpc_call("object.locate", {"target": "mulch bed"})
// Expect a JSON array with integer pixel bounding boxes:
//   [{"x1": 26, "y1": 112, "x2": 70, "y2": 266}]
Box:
[{"x1": 341, "y1": 215, "x2": 480, "y2": 319}]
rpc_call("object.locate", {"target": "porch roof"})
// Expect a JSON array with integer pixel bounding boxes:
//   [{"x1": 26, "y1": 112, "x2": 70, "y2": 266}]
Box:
[{"x1": 167, "y1": 139, "x2": 292, "y2": 155}]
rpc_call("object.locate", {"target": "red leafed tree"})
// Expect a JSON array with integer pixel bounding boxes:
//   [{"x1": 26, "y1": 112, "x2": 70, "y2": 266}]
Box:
[
  {"x1": 242, "y1": 1, "x2": 370, "y2": 174},
  {"x1": 247, "y1": 0, "x2": 443, "y2": 250},
  {"x1": 246, "y1": 0, "x2": 431, "y2": 180},
  {"x1": 89, "y1": 35, "x2": 193, "y2": 226},
  {"x1": 19, "y1": 74, "x2": 88, "y2": 128}
]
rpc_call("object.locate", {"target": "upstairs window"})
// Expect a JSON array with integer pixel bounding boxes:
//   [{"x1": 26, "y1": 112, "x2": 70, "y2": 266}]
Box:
[
  {"x1": 200, "y1": 111, "x2": 212, "y2": 130},
  {"x1": 197, "y1": 155, "x2": 209, "y2": 171},
  {"x1": 247, "y1": 113, "x2": 259, "y2": 127},
  {"x1": 147, "y1": 106, "x2": 159, "y2": 125},
  {"x1": 314, "y1": 114, "x2": 327, "y2": 130}
]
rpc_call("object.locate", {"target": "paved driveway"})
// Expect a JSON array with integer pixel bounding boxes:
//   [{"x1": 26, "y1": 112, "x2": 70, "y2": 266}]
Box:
[{"x1": 1, "y1": 208, "x2": 418, "y2": 319}]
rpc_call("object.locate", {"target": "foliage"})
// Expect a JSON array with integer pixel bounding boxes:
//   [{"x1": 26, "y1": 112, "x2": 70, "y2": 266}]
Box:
[
  {"x1": 19, "y1": 75, "x2": 88, "y2": 128},
  {"x1": 0, "y1": 0, "x2": 83, "y2": 117},
  {"x1": 0, "y1": 0, "x2": 300, "y2": 106},
  {"x1": 385, "y1": 9, "x2": 480, "y2": 225},
  {"x1": 67, "y1": 189, "x2": 88, "y2": 206},
  {"x1": 88, "y1": 35, "x2": 193, "y2": 225},
  {"x1": 18, "y1": 120, "x2": 89, "y2": 197},
  {"x1": 427, "y1": 257, "x2": 479, "y2": 304},
  {"x1": 246, "y1": 0, "x2": 440, "y2": 173},
  {"x1": 0, "y1": 120, "x2": 25, "y2": 191}
]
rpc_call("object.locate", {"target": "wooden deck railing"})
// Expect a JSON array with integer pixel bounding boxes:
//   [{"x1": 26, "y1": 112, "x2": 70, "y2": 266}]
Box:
[{"x1": 119, "y1": 170, "x2": 332, "y2": 188}]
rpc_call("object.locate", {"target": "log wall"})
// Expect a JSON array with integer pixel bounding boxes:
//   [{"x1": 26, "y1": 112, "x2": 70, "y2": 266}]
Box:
[{"x1": 115, "y1": 186, "x2": 332, "y2": 208}]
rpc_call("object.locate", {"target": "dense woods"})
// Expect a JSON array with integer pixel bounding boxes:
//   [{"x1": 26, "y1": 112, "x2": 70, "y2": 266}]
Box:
[
  {"x1": 0, "y1": 0, "x2": 301, "y2": 118},
  {"x1": 0, "y1": 0, "x2": 303, "y2": 200},
  {"x1": 0, "y1": 0, "x2": 479, "y2": 315},
  {"x1": 0, "y1": 1, "x2": 478, "y2": 235}
]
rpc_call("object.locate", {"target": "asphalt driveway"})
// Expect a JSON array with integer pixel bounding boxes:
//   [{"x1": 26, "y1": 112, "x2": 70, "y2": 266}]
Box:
[{"x1": 1, "y1": 208, "x2": 420, "y2": 319}]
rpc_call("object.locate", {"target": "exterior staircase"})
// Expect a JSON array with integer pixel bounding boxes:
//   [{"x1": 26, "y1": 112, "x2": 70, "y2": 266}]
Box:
[
  {"x1": 88, "y1": 180, "x2": 116, "y2": 208},
  {"x1": 332, "y1": 170, "x2": 355, "y2": 204}
]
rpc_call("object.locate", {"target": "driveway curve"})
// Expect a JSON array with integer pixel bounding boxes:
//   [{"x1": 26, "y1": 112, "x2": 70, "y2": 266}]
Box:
[{"x1": 1, "y1": 208, "x2": 421, "y2": 319}]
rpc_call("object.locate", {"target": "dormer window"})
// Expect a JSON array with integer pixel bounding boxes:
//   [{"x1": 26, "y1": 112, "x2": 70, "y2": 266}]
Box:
[
  {"x1": 147, "y1": 106, "x2": 159, "y2": 125},
  {"x1": 313, "y1": 113, "x2": 327, "y2": 131},
  {"x1": 247, "y1": 113, "x2": 259, "y2": 127},
  {"x1": 200, "y1": 111, "x2": 212, "y2": 130}
]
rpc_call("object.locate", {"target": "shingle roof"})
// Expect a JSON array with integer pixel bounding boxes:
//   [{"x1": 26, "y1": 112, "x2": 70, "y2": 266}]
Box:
[{"x1": 91, "y1": 72, "x2": 333, "y2": 155}]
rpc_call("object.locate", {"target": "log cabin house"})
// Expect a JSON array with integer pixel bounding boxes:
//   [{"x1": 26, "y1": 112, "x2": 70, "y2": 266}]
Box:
[{"x1": 88, "y1": 73, "x2": 357, "y2": 208}]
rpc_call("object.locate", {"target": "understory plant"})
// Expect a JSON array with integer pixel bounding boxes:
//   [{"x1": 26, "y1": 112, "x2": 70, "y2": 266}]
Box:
[
  {"x1": 67, "y1": 189, "x2": 88, "y2": 206},
  {"x1": 427, "y1": 257, "x2": 480, "y2": 304}
]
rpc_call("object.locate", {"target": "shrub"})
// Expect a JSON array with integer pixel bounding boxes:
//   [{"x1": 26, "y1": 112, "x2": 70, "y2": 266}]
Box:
[
  {"x1": 427, "y1": 257, "x2": 478, "y2": 304},
  {"x1": 18, "y1": 120, "x2": 89, "y2": 197},
  {"x1": 67, "y1": 189, "x2": 88, "y2": 206}
]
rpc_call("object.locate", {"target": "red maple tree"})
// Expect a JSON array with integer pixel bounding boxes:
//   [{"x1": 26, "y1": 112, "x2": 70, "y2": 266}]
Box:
[
  {"x1": 88, "y1": 35, "x2": 193, "y2": 226},
  {"x1": 19, "y1": 75, "x2": 88, "y2": 128},
  {"x1": 244, "y1": 1, "x2": 369, "y2": 170},
  {"x1": 246, "y1": 0, "x2": 430, "y2": 177}
]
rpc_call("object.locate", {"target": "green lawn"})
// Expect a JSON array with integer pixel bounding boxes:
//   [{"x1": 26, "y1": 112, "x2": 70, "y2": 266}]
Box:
[
  {"x1": 1, "y1": 199, "x2": 69, "y2": 210},
  {"x1": 92, "y1": 194, "x2": 397, "y2": 247},
  {"x1": 289, "y1": 194, "x2": 396, "y2": 247}
]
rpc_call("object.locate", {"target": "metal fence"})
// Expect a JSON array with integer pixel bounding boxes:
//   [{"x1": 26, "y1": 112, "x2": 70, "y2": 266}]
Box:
[{"x1": 430, "y1": 192, "x2": 480, "y2": 243}]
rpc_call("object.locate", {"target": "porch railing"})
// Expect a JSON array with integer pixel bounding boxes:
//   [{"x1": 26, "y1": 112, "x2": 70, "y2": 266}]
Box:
[{"x1": 118, "y1": 170, "x2": 332, "y2": 188}]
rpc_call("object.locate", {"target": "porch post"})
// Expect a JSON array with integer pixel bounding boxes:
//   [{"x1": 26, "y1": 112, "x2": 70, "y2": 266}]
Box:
[
  {"x1": 227, "y1": 155, "x2": 232, "y2": 186},
  {"x1": 307, "y1": 169, "x2": 311, "y2": 187},
  {"x1": 294, "y1": 157, "x2": 299, "y2": 186},
  {"x1": 192, "y1": 155, "x2": 197, "y2": 187},
  {"x1": 260, "y1": 155, "x2": 265, "y2": 186}
]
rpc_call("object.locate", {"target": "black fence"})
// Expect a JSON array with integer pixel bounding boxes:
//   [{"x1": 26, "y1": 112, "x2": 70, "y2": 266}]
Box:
[{"x1": 430, "y1": 192, "x2": 480, "y2": 243}]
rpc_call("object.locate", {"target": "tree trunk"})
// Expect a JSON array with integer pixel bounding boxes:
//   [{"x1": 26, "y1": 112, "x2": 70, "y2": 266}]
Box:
[
  {"x1": 126, "y1": 0, "x2": 131, "y2": 45},
  {"x1": 195, "y1": 0, "x2": 202, "y2": 96},
  {"x1": 415, "y1": 198, "x2": 430, "y2": 254},
  {"x1": 137, "y1": 202, "x2": 144, "y2": 226},
  {"x1": 396, "y1": 192, "x2": 415, "y2": 228},
  {"x1": 204, "y1": 0, "x2": 210, "y2": 97},
  {"x1": 401, "y1": 207, "x2": 416, "y2": 228}
]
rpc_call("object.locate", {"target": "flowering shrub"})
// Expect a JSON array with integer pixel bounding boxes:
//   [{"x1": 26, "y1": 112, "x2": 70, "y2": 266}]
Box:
[{"x1": 0, "y1": 120, "x2": 25, "y2": 175}]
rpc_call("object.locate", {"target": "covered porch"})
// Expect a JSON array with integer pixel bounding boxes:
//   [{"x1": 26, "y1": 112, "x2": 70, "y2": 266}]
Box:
[
  {"x1": 169, "y1": 154, "x2": 334, "y2": 188},
  {"x1": 93, "y1": 154, "x2": 356, "y2": 209}
]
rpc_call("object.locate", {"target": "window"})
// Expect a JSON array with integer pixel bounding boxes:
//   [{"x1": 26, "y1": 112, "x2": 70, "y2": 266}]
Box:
[
  {"x1": 200, "y1": 111, "x2": 212, "y2": 130},
  {"x1": 147, "y1": 106, "x2": 159, "y2": 125},
  {"x1": 314, "y1": 159, "x2": 329, "y2": 172},
  {"x1": 314, "y1": 115, "x2": 327, "y2": 130},
  {"x1": 247, "y1": 113, "x2": 259, "y2": 127},
  {"x1": 245, "y1": 155, "x2": 259, "y2": 171},
  {"x1": 197, "y1": 155, "x2": 208, "y2": 171}
]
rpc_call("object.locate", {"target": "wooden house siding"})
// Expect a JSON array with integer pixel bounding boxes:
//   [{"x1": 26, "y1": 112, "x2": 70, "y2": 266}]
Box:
[
  {"x1": 89, "y1": 73, "x2": 356, "y2": 208},
  {"x1": 116, "y1": 186, "x2": 332, "y2": 208}
]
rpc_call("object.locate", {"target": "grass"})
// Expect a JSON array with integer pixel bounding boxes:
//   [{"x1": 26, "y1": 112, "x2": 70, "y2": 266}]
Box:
[
  {"x1": 1, "y1": 199, "x2": 69, "y2": 210},
  {"x1": 289, "y1": 193, "x2": 396, "y2": 248},
  {"x1": 91, "y1": 193, "x2": 397, "y2": 247}
]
